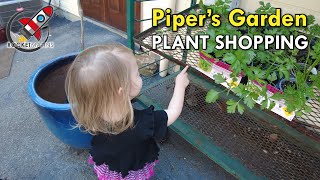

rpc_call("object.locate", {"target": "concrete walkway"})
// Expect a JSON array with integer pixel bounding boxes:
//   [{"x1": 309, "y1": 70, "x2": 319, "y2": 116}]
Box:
[{"x1": 0, "y1": 13, "x2": 234, "y2": 180}]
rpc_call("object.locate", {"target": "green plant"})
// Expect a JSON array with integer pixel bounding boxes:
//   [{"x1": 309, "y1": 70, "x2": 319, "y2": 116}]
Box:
[
  {"x1": 272, "y1": 39, "x2": 320, "y2": 116},
  {"x1": 199, "y1": 0, "x2": 320, "y2": 116},
  {"x1": 198, "y1": 58, "x2": 212, "y2": 72}
]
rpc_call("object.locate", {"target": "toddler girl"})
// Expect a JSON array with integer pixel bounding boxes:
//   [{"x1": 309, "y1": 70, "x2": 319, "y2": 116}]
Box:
[{"x1": 65, "y1": 44, "x2": 189, "y2": 180}]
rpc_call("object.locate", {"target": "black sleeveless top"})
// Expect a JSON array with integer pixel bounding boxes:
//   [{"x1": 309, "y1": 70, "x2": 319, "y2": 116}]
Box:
[{"x1": 89, "y1": 105, "x2": 168, "y2": 177}]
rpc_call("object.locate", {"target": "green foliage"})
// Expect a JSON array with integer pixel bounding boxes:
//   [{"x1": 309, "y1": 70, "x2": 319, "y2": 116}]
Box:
[
  {"x1": 206, "y1": 89, "x2": 220, "y2": 103},
  {"x1": 271, "y1": 92, "x2": 282, "y2": 100},
  {"x1": 237, "y1": 103, "x2": 245, "y2": 114},
  {"x1": 206, "y1": 40, "x2": 216, "y2": 54},
  {"x1": 213, "y1": 73, "x2": 226, "y2": 84},
  {"x1": 226, "y1": 99, "x2": 237, "y2": 113},
  {"x1": 189, "y1": 9, "x2": 198, "y2": 15},
  {"x1": 223, "y1": 53, "x2": 236, "y2": 64},
  {"x1": 201, "y1": 1, "x2": 320, "y2": 116},
  {"x1": 226, "y1": 99, "x2": 245, "y2": 114},
  {"x1": 311, "y1": 74, "x2": 320, "y2": 89},
  {"x1": 307, "y1": 15, "x2": 316, "y2": 26},
  {"x1": 198, "y1": 58, "x2": 212, "y2": 72},
  {"x1": 267, "y1": 72, "x2": 278, "y2": 82},
  {"x1": 268, "y1": 101, "x2": 276, "y2": 110},
  {"x1": 244, "y1": 96, "x2": 255, "y2": 109},
  {"x1": 260, "y1": 99, "x2": 269, "y2": 110}
]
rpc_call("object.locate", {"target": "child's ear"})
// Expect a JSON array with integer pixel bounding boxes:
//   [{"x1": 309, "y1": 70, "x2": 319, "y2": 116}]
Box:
[{"x1": 118, "y1": 87, "x2": 123, "y2": 95}]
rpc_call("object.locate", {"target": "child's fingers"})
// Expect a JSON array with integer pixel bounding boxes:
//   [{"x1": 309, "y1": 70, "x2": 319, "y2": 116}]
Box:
[{"x1": 181, "y1": 65, "x2": 189, "y2": 74}]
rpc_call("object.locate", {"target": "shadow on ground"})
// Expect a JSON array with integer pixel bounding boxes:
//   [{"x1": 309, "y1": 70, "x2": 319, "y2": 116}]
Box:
[{"x1": 0, "y1": 14, "x2": 235, "y2": 180}]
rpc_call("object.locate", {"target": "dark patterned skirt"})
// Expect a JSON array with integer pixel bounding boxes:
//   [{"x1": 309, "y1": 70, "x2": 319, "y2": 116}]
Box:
[{"x1": 88, "y1": 155, "x2": 158, "y2": 180}]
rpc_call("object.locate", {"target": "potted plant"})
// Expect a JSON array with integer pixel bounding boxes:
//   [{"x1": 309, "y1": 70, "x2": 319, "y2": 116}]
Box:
[
  {"x1": 273, "y1": 40, "x2": 320, "y2": 116},
  {"x1": 196, "y1": 0, "x2": 275, "y2": 114},
  {"x1": 195, "y1": 0, "x2": 320, "y2": 117}
]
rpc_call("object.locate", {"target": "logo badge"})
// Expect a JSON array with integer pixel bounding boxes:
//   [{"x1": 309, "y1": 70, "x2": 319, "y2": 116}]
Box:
[{"x1": 6, "y1": 6, "x2": 54, "y2": 52}]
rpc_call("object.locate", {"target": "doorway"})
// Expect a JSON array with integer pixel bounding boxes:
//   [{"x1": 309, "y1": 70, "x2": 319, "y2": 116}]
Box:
[{"x1": 81, "y1": 0, "x2": 141, "y2": 34}]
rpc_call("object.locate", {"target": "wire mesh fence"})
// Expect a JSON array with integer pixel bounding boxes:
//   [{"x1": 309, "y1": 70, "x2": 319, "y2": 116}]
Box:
[{"x1": 139, "y1": 73, "x2": 320, "y2": 179}]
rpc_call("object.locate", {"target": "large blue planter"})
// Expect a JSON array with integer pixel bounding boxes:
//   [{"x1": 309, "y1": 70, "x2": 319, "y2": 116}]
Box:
[{"x1": 28, "y1": 52, "x2": 92, "y2": 149}]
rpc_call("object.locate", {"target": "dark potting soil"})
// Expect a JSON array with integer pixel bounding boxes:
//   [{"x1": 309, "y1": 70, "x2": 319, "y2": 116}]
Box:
[
  {"x1": 281, "y1": 80, "x2": 296, "y2": 90},
  {"x1": 240, "y1": 75, "x2": 249, "y2": 84},
  {"x1": 36, "y1": 63, "x2": 72, "y2": 104},
  {"x1": 238, "y1": 29, "x2": 247, "y2": 35}
]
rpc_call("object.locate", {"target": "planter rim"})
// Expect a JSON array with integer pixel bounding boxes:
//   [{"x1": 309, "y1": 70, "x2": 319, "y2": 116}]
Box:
[
  {"x1": 278, "y1": 77, "x2": 296, "y2": 91},
  {"x1": 28, "y1": 52, "x2": 79, "y2": 110}
]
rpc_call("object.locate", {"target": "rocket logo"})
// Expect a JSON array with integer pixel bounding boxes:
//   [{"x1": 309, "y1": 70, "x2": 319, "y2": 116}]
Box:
[
  {"x1": 6, "y1": 5, "x2": 54, "y2": 52},
  {"x1": 19, "y1": 6, "x2": 53, "y2": 41}
]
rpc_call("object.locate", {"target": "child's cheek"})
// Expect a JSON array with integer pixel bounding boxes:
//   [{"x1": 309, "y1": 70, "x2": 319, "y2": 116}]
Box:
[{"x1": 139, "y1": 76, "x2": 143, "y2": 88}]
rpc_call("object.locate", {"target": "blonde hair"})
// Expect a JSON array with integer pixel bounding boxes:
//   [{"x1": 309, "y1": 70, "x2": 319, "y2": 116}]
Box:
[{"x1": 65, "y1": 44, "x2": 134, "y2": 135}]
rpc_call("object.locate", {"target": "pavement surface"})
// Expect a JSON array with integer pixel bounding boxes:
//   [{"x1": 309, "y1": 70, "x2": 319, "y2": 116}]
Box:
[{"x1": 0, "y1": 13, "x2": 235, "y2": 180}]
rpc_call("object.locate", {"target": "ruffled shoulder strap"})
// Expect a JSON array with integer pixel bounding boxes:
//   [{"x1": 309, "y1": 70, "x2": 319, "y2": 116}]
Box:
[{"x1": 134, "y1": 105, "x2": 168, "y2": 141}]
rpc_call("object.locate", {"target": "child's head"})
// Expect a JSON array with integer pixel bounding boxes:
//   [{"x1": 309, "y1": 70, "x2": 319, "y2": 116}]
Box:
[{"x1": 66, "y1": 44, "x2": 142, "y2": 135}]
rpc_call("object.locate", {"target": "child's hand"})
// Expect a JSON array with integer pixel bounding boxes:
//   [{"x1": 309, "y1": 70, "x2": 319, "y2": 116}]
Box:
[
  {"x1": 166, "y1": 65, "x2": 190, "y2": 126},
  {"x1": 175, "y1": 66, "x2": 190, "y2": 89}
]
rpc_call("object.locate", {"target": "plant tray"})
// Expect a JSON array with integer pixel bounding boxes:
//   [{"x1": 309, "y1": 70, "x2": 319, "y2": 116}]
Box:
[{"x1": 198, "y1": 52, "x2": 295, "y2": 121}]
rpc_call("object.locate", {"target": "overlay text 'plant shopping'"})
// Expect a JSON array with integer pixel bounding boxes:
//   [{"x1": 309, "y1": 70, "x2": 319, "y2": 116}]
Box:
[{"x1": 151, "y1": 8, "x2": 309, "y2": 50}]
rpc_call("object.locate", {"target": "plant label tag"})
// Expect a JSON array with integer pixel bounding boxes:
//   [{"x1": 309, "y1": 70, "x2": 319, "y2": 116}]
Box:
[
  {"x1": 249, "y1": 81, "x2": 295, "y2": 121},
  {"x1": 196, "y1": 57, "x2": 242, "y2": 89}
]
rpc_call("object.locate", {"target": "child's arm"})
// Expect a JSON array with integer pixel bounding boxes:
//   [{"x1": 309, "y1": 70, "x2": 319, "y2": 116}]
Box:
[{"x1": 165, "y1": 66, "x2": 190, "y2": 126}]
